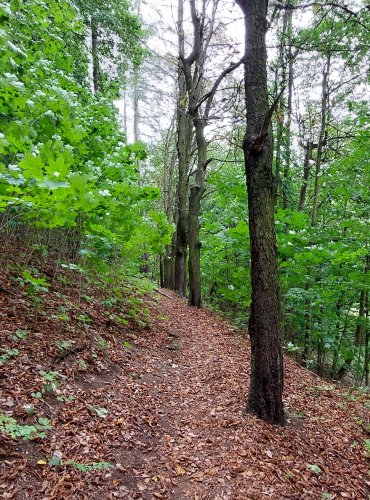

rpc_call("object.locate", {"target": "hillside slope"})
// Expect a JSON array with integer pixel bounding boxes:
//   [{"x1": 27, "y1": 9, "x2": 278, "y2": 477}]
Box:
[{"x1": 0, "y1": 262, "x2": 369, "y2": 499}]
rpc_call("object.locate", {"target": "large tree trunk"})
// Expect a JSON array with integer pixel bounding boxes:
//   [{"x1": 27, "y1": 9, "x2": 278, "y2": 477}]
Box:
[
  {"x1": 236, "y1": 0, "x2": 284, "y2": 425},
  {"x1": 174, "y1": 3, "x2": 193, "y2": 297},
  {"x1": 188, "y1": 118, "x2": 207, "y2": 307}
]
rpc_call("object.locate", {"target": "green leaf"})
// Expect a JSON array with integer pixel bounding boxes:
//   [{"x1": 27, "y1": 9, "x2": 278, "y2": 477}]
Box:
[
  {"x1": 48, "y1": 455, "x2": 62, "y2": 466},
  {"x1": 307, "y1": 463, "x2": 323, "y2": 475},
  {"x1": 95, "y1": 407, "x2": 108, "y2": 419}
]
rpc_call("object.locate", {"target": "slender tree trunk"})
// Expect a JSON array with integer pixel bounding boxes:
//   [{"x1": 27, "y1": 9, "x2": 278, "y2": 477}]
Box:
[
  {"x1": 298, "y1": 140, "x2": 315, "y2": 211},
  {"x1": 336, "y1": 256, "x2": 369, "y2": 380},
  {"x1": 282, "y1": 14, "x2": 293, "y2": 209},
  {"x1": 91, "y1": 22, "x2": 99, "y2": 94},
  {"x1": 365, "y1": 291, "x2": 369, "y2": 385},
  {"x1": 123, "y1": 90, "x2": 128, "y2": 137},
  {"x1": 302, "y1": 283, "x2": 311, "y2": 365},
  {"x1": 174, "y1": 80, "x2": 191, "y2": 296},
  {"x1": 161, "y1": 116, "x2": 177, "y2": 288},
  {"x1": 311, "y1": 53, "x2": 331, "y2": 225},
  {"x1": 274, "y1": 9, "x2": 288, "y2": 205},
  {"x1": 237, "y1": 0, "x2": 284, "y2": 425}
]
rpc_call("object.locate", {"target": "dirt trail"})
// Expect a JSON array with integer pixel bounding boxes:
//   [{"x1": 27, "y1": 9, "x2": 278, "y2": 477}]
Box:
[
  {"x1": 107, "y1": 291, "x2": 369, "y2": 499},
  {"x1": 1, "y1": 289, "x2": 369, "y2": 499}
]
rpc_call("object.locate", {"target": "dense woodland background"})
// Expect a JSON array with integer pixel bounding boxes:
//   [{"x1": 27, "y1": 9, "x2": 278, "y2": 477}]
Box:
[
  {"x1": 1, "y1": 0, "x2": 368, "y2": 385},
  {"x1": 0, "y1": 0, "x2": 369, "y2": 495}
]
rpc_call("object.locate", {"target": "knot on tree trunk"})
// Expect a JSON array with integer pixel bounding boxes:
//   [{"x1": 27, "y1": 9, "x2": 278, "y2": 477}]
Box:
[{"x1": 244, "y1": 133, "x2": 268, "y2": 156}]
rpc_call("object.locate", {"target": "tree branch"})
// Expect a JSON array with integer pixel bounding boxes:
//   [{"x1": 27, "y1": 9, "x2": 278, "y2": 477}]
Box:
[
  {"x1": 196, "y1": 56, "x2": 245, "y2": 118},
  {"x1": 271, "y1": 1, "x2": 370, "y2": 32},
  {"x1": 250, "y1": 87, "x2": 285, "y2": 153}
]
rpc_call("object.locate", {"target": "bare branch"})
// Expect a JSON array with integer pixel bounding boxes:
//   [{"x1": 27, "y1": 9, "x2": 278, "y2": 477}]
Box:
[{"x1": 196, "y1": 56, "x2": 245, "y2": 119}]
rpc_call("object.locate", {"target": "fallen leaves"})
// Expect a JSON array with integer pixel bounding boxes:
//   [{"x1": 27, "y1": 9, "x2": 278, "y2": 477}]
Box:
[{"x1": 0, "y1": 273, "x2": 369, "y2": 499}]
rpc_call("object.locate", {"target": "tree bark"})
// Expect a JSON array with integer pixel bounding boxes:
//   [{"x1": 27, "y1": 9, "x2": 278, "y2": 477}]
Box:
[
  {"x1": 188, "y1": 118, "x2": 207, "y2": 307},
  {"x1": 236, "y1": 0, "x2": 285, "y2": 425},
  {"x1": 174, "y1": 0, "x2": 193, "y2": 297}
]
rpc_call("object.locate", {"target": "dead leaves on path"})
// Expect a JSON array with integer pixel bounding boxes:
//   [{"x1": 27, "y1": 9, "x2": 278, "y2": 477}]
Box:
[{"x1": 0, "y1": 276, "x2": 369, "y2": 499}]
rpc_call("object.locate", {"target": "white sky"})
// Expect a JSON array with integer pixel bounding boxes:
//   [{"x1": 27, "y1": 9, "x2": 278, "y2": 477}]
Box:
[{"x1": 116, "y1": 0, "x2": 245, "y2": 144}]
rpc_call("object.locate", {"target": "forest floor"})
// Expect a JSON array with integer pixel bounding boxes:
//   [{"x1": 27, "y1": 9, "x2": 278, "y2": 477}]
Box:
[{"x1": 0, "y1": 259, "x2": 369, "y2": 499}]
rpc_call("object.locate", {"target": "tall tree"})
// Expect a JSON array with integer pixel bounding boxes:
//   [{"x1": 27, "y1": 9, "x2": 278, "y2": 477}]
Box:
[
  {"x1": 173, "y1": 0, "x2": 193, "y2": 297},
  {"x1": 236, "y1": 0, "x2": 284, "y2": 424},
  {"x1": 76, "y1": 0, "x2": 144, "y2": 95},
  {"x1": 175, "y1": 0, "x2": 243, "y2": 306}
]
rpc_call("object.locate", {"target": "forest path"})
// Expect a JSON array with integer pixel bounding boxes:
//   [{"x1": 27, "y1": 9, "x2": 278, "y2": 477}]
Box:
[
  {"x1": 1, "y1": 286, "x2": 368, "y2": 499},
  {"x1": 114, "y1": 290, "x2": 369, "y2": 499}
]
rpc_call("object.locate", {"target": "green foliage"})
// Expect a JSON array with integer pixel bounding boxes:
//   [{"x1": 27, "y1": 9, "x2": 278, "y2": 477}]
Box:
[
  {"x1": 96, "y1": 337, "x2": 108, "y2": 351},
  {"x1": 12, "y1": 329, "x2": 28, "y2": 341},
  {"x1": 201, "y1": 155, "x2": 250, "y2": 325},
  {"x1": 19, "y1": 271, "x2": 49, "y2": 295},
  {"x1": 0, "y1": 0, "x2": 171, "y2": 275},
  {"x1": 56, "y1": 340, "x2": 72, "y2": 356},
  {"x1": 56, "y1": 394, "x2": 75, "y2": 403},
  {"x1": 0, "y1": 347, "x2": 19, "y2": 364},
  {"x1": 77, "y1": 314, "x2": 93, "y2": 325},
  {"x1": 0, "y1": 413, "x2": 51, "y2": 440},
  {"x1": 199, "y1": 99, "x2": 369, "y2": 382},
  {"x1": 66, "y1": 460, "x2": 113, "y2": 472},
  {"x1": 364, "y1": 440, "x2": 370, "y2": 456},
  {"x1": 39, "y1": 370, "x2": 65, "y2": 394},
  {"x1": 307, "y1": 463, "x2": 323, "y2": 475},
  {"x1": 88, "y1": 405, "x2": 109, "y2": 418},
  {"x1": 76, "y1": 0, "x2": 145, "y2": 95}
]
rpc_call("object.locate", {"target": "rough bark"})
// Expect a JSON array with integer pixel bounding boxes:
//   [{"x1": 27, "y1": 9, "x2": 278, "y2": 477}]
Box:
[
  {"x1": 365, "y1": 291, "x2": 369, "y2": 386},
  {"x1": 184, "y1": 0, "x2": 208, "y2": 308},
  {"x1": 174, "y1": 2, "x2": 193, "y2": 296},
  {"x1": 175, "y1": 0, "x2": 242, "y2": 305},
  {"x1": 236, "y1": 0, "x2": 285, "y2": 425},
  {"x1": 162, "y1": 121, "x2": 177, "y2": 290},
  {"x1": 188, "y1": 118, "x2": 207, "y2": 307}
]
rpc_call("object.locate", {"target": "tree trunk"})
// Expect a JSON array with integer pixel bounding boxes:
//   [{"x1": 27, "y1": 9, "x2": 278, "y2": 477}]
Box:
[
  {"x1": 122, "y1": 90, "x2": 128, "y2": 137},
  {"x1": 174, "y1": 1, "x2": 193, "y2": 297},
  {"x1": 336, "y1": 256, "x2": 369, "y2": 380},
  {"x1": 302, "y1": 283, "x2": 311, "y2": 365},
  {"x1": 236, "y1": 0, "x2": 284, "y2": 425},
  {"x1": 298, "y1": 140, "x2": 315, "y2": 211},
  {"x1": 174, "y1": 80, "x2": 191, "y2": 296},
  {"x1": 188, "y1": 119, "x2": 207, "y2": 307},
  {"x1": 311, "y1": 53, "x2": 331, "y2": 225},
  {"x1": 282, "y1": 14, "x2": 293, "y2": 209},
  {"x1": 365, "y1": 291, "x2": 369, "y2": 386},
  {"x1": 275, "y1": 4, "x2": 293, "y2": 209},
  {"x1": 91, "y1": 22, "x2": 100, "y2": 94}
]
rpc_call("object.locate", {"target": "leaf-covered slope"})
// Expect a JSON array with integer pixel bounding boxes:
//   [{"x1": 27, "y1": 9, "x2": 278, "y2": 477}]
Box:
[{"x1": 0, "y1": 266, "x2": 368, "y2": 498}]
